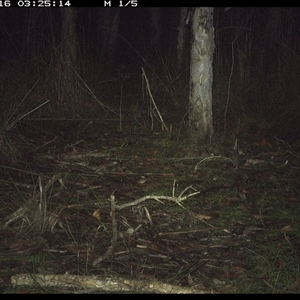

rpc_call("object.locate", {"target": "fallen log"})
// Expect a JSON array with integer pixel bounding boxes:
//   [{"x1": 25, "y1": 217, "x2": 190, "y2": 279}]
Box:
[{"x1": 11, "y1": 273, "x2": 208, "y2": 294}]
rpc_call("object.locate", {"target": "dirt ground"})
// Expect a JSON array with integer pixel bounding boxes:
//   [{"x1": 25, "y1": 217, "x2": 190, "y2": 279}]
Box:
[{"x1": 0, "y1": 119, "x2": 300, "y2": 293}]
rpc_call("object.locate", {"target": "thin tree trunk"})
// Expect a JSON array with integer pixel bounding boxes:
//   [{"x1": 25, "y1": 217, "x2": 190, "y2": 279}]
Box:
[
  {"x1": 150, "y1": 7, "x2": 161, "y2": 46},
  {"x1": 189, "y1": 7, "x2": 215, "y2": 147},
  {"x1": 56, "y1": 8, "x2": 78, "y2": 117},
  {"x1": 177, "y1": 7, "x2": 188, "y2": 69},
  {"x1": 99, "y1": 8, "x2": 120, "y2": 68}
]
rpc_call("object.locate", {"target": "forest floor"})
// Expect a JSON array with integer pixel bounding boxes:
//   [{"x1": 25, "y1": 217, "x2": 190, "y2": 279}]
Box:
[{"x1": 1, "y1": 117, "x2": 300, "y2": 293}]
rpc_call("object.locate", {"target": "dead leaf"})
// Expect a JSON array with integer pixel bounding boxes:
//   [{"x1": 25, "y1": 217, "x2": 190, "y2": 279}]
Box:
[
  {"x1": 138, "y1": 176, "x2": 147, "y2": 184},
  {"x1": 137, "y1": 273, "x2": 156, "y2": 280},
  {"x1": 92, "y1": 209, "x2": 101, "y2": 221},
  {"x1": 220, "y1": 285, "x2": 238, "y2": 293},
  {"x1": 194, "y1": 213, "x2": 213, "y2": 221},
  {"x1": 239, "y1": 187, "x2": 248, "y2": 194},
  {"x1": 274, "y1": 259, "x2": 285, "y2": 269},
  {"x1": 231, "y1": 266, "x2": 246, "y2": 273},
  {"x1": 280, "y1": 225, "x2": 292, "y2": 232},
  {"x1": 285, "y1": 196, "x2": 298, "y2": 203},
  {"x1": 220, "y1": 199, "x2": 231, "y2": 207},
  {"x1": 260, "y1": 138, "x2": 272, "y2": 148},
  {"x1": 253, "y1": 214, "x2": 263, "y2": 220}
]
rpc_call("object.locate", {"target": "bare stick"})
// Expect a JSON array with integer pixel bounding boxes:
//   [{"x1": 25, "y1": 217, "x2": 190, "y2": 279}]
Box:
[
  {"x1": 93, "y1": 194, "x2": 118, "y2": 266},
  {"x1": 5, "y1": 99, "x2": 50, "y2": 131},
  {"x1": 71, "y1": 68, "x2": 119, "y2": 116},
  {"x1": 5, "y1": 80, "x2": 39, "y2": 126},
  {"x1": 141, "y1": 67, "x2": 169, "y2": 132}
]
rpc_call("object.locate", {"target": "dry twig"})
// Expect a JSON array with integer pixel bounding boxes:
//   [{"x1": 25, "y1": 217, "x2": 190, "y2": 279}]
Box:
[{"x1": 92, "y1": 194, "x2": 118, "y2": 266}]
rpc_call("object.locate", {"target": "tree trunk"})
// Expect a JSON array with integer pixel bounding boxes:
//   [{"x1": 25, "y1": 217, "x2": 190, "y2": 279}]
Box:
[
  {"x1": 177, "y1": 7, "x2": 188, "y2": 69},
  {"x1": 55, "y1": 8, "x2": 79, "y2": 117},
  {"x1": 98, "y1": 8, "x2": 120, "y2": 68},
  {"x1": 150, "y1": 7, "x2": 161, "y2": 46},
  {"x1": 189, "y1": 7, "x2": 215, "y2": 148}
]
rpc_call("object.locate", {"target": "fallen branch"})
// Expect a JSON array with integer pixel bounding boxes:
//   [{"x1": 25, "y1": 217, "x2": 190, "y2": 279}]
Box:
[
  {"x1": 114, "y1": 186, "x2": 201, "y2": 210},
  {"x1": 11, "y1": 273, "x2": 207, "y2": 293},
  {"x1": 92, "y1": 185, "x2": 200, "y2": 266}
]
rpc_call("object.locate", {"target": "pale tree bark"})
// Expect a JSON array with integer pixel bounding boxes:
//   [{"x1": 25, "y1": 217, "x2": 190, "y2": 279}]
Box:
[{"x1": 189, "y1": 7, "x2": 214, "y2": 147}]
